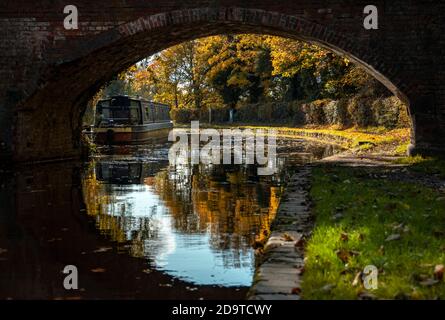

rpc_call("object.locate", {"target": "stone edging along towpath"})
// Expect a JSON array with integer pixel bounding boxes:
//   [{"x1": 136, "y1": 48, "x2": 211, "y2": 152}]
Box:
[{"x1": 248, "y1": 165, "x2": 313, "y2": 300}]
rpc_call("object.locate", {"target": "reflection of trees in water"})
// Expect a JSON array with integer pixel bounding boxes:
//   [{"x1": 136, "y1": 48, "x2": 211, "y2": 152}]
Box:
[
  {"x1": 81, "y1": 139, "x2": 337, "y2": 271},
  {"x1": 82, "y1": 160, "x2": 283, "y2": 268},
  {"x1": 150, "y1": 163, "x2": 283, "y2": 268},
  {"x1": 82, "y1": 170, "x2": 161, "y2": 258}
]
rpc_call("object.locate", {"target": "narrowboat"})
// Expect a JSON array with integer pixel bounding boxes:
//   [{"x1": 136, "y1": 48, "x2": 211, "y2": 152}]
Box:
[{"x1": 92, "y1": 95, "x2": 173, "y2": 145}]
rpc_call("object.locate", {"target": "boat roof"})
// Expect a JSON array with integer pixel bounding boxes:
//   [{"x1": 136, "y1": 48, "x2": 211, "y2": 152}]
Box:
[{"x1": 99, "y1": 95, "x2": 169, "y2": 107}]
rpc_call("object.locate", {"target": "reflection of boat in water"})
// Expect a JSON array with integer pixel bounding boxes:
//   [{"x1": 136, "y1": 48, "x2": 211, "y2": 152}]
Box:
[
  {"x1": 96, "y1": 161, "x2": 145, "y2": 184},
  {"x1": 91, "y1": 95, "x2": 173, "y2": 145},
  {"x1": 95, "y1": 160, "x2": 168, "y2": 184}
]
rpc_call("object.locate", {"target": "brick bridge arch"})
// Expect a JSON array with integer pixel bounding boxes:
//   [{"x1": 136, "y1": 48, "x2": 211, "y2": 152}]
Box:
[{"x1": 0, "y1": 1, "x2": 444, "y2": 162}]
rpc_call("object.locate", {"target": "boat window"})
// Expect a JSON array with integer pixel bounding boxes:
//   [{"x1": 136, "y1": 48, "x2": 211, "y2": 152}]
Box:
[
  {"x1": 130, "y1": 107, "x2": 140, "y2": 124},
  {"x1": 145, "y1": 107, "x2": 152, "y2": 122},
  {"x1": 130, "y1": 100, "x2": 141, "y2": 125},
  {"x1": 156, "y1": 105, "x2": 169, "y2": 121}
]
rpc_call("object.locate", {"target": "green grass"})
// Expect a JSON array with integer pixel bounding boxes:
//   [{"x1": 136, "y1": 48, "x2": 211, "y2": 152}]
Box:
[
  {"x1": 354, "y1": 142, "x2": 375, "y2": 152},
  {"x1": 394, "y1": 142, "x2": 410, "y2": 156},
  {"x1": 303, "y1": 166, "x2": 445, "y2": 299},
  {"x1": 394, "y1": 156, "x2": 445, "y2": 178}
]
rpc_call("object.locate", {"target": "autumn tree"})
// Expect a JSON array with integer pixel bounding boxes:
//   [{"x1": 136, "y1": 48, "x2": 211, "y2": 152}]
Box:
[{"x1": 98, "y1": 34, "x2": 387, "y2": 116}]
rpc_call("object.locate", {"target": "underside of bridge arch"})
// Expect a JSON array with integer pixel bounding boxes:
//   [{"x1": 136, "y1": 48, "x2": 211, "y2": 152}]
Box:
[{"x1": 2, "y1": 6, "x2": 444, "y2": 162}]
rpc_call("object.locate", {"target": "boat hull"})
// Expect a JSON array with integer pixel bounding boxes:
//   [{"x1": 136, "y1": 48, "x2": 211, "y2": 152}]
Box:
[{"x1": 93, "y1": 122, "x2": 173, "y2": 145}]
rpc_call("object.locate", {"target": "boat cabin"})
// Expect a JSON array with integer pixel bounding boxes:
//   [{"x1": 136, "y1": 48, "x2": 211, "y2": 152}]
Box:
[{"x1": 95, "y1": 95, "x2": 171, "y2": 127}]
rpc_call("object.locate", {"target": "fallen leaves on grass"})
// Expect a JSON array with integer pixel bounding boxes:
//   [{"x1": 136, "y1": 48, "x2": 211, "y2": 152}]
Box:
[
  {"x1": 291, "y1": 287, "x2": 302, "y2": 295},
  {"x1": 340, "y1": 233, "x2": 349, "y2": 242},
  {"x1": 319, "y1": 284, "x2": 335, "y2": 293},
  {"x1": 352, "y1": 272, "x2": 363, "y2": 287},
  {"x1": 331, "y1": 213, "x2": 344, "y2": 221},
  {"x1": 419, "y1": 279, "x2": 439, "y2": 287},
  {"x1": 392, "y1": 223, "x2": 410, "y2": 234},
  {"x1": 434, "y1": 264, "x2": 444, "y2": 280},
  {"x1": 385, "y1": 234, "x2": 401, "y2": 242},
  {"x1": 358, "y1": 292, "x2": 377, "y2": 300},
  {"x1": 336, "y1": 249, "x2": 360, "y2": 263}
]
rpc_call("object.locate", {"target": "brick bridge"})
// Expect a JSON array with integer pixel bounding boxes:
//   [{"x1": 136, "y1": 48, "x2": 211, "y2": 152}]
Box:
[{"x1": 0, "y1": 1, "x2": 444, "y2": 162}]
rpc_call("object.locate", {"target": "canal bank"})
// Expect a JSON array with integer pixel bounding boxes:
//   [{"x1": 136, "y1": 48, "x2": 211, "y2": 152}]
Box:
[
  {"x1": 246, "y1": 144, "x2": 445, "y2": 300},
  {"x1": 246, "y1": 154, "x2": 402, "y2": 300},
  {"x1": 248, "y1": 166, "x2": 312, "y2": 300},
  {"x1": 248, "y1": 124, "x2": 428, "y2": 300},
  {"x1": 199, "y1": 124, "x2": 410, "y2": 157}
]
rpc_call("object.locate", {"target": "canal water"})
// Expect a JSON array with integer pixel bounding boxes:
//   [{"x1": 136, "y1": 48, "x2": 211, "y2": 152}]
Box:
[{"x1": 0, "y1": 134, "x2": 341, "y2": 299}]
